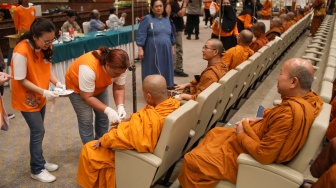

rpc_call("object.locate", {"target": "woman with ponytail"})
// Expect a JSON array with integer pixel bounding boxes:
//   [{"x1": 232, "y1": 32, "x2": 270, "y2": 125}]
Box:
[
  {"x1": 65, "y1": 46, "x2": 130, "y2": 145},
  {"x1": 10, "y1": 18, "x2": 65, "y2": 183}
]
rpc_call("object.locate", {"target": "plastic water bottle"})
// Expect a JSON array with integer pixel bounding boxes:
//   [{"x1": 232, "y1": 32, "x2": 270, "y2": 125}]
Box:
[
  {"x1": 80, "y1": 6, "x2": 83, "y2": 12},
  {"x1": 69, "y1": 27, "x2": 74, "y2": 40}
]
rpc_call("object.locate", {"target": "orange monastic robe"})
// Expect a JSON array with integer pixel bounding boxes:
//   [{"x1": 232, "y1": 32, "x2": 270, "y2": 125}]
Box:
[
  {"x1": 77, "y1": 98, "x2": 180, "y2": 188},
  {"x1": 221, "y1": 45, "x2": 254, "y2": 70},
  {"x1": 310, "y1": 138, "x2": 336, "y2": 188},
  {"x1": 261, "y1": 0, "x2": 273, "y2": 19},
  {"x1": 325, "y1": 97, "x2": 336, "y2": 140},
  {"x1": 189, "y1": 63, "x2": 228, "y2": 100},
  {"x1": 266, "y1": 27, "x2": 282, "y2": 41},
  {"x1": 294, "y1": 14, "x2": 303, "y2": 21},
  {"x1": 178, "y1": 91, "x2": 323, "y2": 187},
  {"x1": 249, "y1": 36, "x2": 269, "y2": 52},
  {"x1": 287, "y1": 20, "x2": 297, "y2": 28}
]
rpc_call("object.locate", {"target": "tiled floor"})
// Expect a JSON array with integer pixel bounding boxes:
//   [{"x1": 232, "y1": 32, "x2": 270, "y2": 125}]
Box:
[{"x1": 0, "y1": 17, "x2": 317, "y2": 188}]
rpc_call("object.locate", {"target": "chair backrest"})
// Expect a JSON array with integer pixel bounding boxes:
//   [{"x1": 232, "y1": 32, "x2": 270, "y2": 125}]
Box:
[
  {"x1": 286, "y1": 103, "x2": 331, "y2": 173},
  {"x1": 226, "y1": 60, "x2": 252, "y2": 108},
  {"x1": 82, "y1": 21, "x2": 90, "y2": 34},
  {"x1": 152, "y1": 100, "x2": 199, "y2": 183},
  {"x1": 207, "y1": 70, "x2": 239, "y2": 131},
  {"x1": 184, "y1": 82, "x2": 222, "y2": 152}
]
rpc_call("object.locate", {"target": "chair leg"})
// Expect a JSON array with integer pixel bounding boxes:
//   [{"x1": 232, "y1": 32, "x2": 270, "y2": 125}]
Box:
[{"x1": 156, "y1": 162, "x2": 178, "y2": 187}]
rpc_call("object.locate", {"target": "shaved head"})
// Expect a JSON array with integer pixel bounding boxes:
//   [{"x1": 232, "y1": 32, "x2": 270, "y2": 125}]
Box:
[
  {"x1": 272, "y1": 17, "x2": 282, "y2": 27},
  {"x1": 252, "y1": 22, "x2": 266, "y2": 33},
  {"x1": 286, "y1": 58, "x2": 314, "y2": 90},
  {"x1": 280, "y1": 14, "x2": 288, "y2": 21},
  {"x1": 143, "y1": 74, "x2": 168, "y2": 105},
  {"x1": 207, "y1": 38, "x2": 224, "y2": 56},
  {"x1": 287, "y1": 12, "x2": 295, "y2": 20},
  {"x1": 239, "y1": 30, "x2": 253, "y2": 45}
]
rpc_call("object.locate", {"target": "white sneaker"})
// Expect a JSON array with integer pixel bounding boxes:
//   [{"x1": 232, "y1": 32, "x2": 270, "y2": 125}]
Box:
[
  {"x1": 44, "y1": 162, "x2": 59, "y2": 172},
  {"x1": 31, "y1": 169, "x2": 56, "y2": 183},
  {"x1": 204, "y1": 25, "x2": 208, "y2": 28}
]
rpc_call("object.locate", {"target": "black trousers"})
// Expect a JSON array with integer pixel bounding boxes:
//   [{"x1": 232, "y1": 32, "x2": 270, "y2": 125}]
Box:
[{"x1": 186, "y1": 14, "x2": 200, "y2": 35}]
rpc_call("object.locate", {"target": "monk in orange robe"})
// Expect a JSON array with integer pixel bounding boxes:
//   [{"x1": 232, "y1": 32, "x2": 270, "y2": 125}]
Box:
[
  {"x1": 266, "y1": 17, "x2": 282, "y2": 40},
  {"x1": 175, "y1": 39, "x2": 227, "y2": 101},
  {"x1": 279, "y1": 14, "x2": 289, "y2": 33},
  {"x1": 300, "y1": 138, "x2": 336, "y2": 188},
  {"x1": 77, "y1": 74, "x2": 180, "y2": 188},
  {"x1": 325, "y1": 97, "x2": 336, "y2": 140},
  {"x1": 260, "y1": 0, "x2": 273, "y2": 19},
  {"x1": 294, "y1": 7, "x2": 304, "y2": 21},
  {"x1": 304, "y1": 5, "x2": 312, "y2": 15},
  {"x1": 310, "y1": 0, "x2": 326, "y2": 36},
  {"x1": 222, "y1": 30, "x2": 254, "y2": 70},
  {"x1": 278, "y1": 7, "x2": 286, "y2": 16},
  {"x1": 249, "y1": 22, "x2": 269, "y2": 52},
  {"x1": 178, "y1": 58, "x2": 323, "y2": 187},
  {"x1": 0, "y1": 72, "x2": 11, "y2": 131},
  {"x1": 287, "y1": 12, "x2": 297, "y2": 27}
]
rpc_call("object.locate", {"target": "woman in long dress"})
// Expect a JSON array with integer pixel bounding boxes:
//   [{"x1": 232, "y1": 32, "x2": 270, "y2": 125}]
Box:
[{"x1": 136, "y1": 0, "x2": 175, "y2": 87}]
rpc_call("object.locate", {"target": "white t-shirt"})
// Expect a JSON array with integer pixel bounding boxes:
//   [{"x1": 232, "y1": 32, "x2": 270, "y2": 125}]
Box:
[{"x1": 78, "y1": 65, "x2": 127, "y2": 92}]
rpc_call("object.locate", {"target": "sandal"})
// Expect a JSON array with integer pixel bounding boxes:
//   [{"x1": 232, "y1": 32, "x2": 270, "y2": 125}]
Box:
[{"x1": 299, "y1": 179, "x2": 315, "y2": 188}]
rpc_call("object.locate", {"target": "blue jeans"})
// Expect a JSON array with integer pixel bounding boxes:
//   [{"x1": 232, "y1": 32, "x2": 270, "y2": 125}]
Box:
[
  {"x1": 21, "y1": 105, "x2": 46, "y2": 174},
  {"x1": 69, "y1": 89, "x2": 109, "y2": 144}
]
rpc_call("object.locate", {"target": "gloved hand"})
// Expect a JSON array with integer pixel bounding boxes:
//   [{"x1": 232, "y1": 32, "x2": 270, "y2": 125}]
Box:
[
  {"x1": 55, "y1": 81, "x2": 66, "y2": 90},
  {"x1": 104, "y1": 107, "x2": 121, "y2": 126},
  {"x1": 117, "y1": 104, "x2": 127, "y2": 119},
  {"x1": 43, "y1": 90, "x2": 59, "y2": 101}
]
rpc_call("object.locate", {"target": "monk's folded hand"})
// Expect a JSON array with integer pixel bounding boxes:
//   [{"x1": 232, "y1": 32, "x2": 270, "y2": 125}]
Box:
[
  {"x1": 245, "y1": 117, "x2": 262, "y2": 123},
  {"x1": 92, "y1": 138, "x2": 102, "y2": 150},
  {"x1": 235, "y1": 119, "x2": 246, "y2": 134}
]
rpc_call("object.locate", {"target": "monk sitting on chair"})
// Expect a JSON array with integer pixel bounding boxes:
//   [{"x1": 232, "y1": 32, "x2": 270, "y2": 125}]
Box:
[
  {"x1": 304, "y1": 5, "x2": 312, "y2": 15},
  {"x1": 174, "y1": 39, "x2": 228, "y2": 101},
  {"x1": 77, "y1": 74, "x2": 180, "y2": 188},
  {"x1": 178, "y1": 58, "x2": 323, "y2": 187},
  {"x1": 221, "y1": 29, "x2": 254, "y2": 70},
  {"x1": 249, "y1": 22, "x2": 269, "y2": 52},
  {"x1": 287, "y1": 12, "x2": 297, "y2": 27},
  {"x1": 266, "y1": 17, "x2": 282, "y2": 41},
  {"x1": 300, "y1": 137, "x2": 336, "y2": 188},
  {"x1": 260, "y1": 0, "x2": 273, "y2": 19},
  {"x1": 279, "y1": 14, "x2": 289, "y2": 33}
]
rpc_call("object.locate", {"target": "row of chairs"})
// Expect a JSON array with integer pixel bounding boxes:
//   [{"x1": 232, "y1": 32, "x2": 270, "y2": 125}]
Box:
[{"x1": 113, "y1": 12, "x2": 318, "y2": 188}]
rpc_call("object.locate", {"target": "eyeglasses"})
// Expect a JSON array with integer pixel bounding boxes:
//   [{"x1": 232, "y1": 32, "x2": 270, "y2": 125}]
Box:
[
  {"x1": 202, "y1": 45, "x2": 216, "y2": 50},
  {"x1": 39, "y1": 37, "x2": 56, "y2": 45}
]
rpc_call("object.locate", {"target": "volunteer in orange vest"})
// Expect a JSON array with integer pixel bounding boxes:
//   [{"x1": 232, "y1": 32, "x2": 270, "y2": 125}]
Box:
[
  {"x1": 11, "y1": 18, "x2": 64, "y2": 183},
  {"x1": 65, "y1": 47, "x2": 130, "y2": 145},
  {"x1": 14, "y1": 0, "x2": 36, "y2": 34}
]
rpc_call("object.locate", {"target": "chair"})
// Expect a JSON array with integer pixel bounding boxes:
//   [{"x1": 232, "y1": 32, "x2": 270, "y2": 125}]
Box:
[
  {"x1": 82, "y1": 21, "x2": 90, "y2": 34},
  {"x1": 320, "y1": 80, "x2": 333, "y2": 103},
  {"x1": 183, "y1": 82, "x2": 222, "y2": 152},
  {"x1": 114, "y1": 100, "x2": 199, "y2": 188},
  {"x1": 215, "y1": 102, "x2": 331, "y2": 188},
  {"x1": 207, "y1": 70, "x2": 239, "y2": 131}
]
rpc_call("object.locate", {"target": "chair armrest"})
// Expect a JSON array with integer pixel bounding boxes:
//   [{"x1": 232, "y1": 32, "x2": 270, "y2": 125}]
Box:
[
  {"x1": 114, "y1": 149, "x2": 162, "y2": 188},
  {"x1": 235, "y1": 154, "x2": 303, "y2": 188},
  {"x1": 114, "y1": 149, "x2": 162, "y2": 167}
]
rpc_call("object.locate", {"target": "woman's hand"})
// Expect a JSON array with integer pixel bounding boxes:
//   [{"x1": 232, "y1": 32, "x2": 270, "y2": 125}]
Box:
[{"x1": 138, "y1": 47, "x2": 144, "y2": 59}]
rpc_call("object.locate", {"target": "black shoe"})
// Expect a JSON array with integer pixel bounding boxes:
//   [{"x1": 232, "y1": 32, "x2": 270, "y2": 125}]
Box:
[
  {"x1": 186, "y1": 36, "x2": 191, "y2": 40},
  {"x1": 174, "y1": 71, "x2": 189, "y2": 77},
  {"x1": 195, "y1": 35, "x2": 199, "y2": 40}
]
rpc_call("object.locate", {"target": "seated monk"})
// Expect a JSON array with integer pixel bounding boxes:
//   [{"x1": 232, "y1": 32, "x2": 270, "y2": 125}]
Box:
[
  {"x1": 287, "y1": 12, "x2": 297, "y2": 27},
  {"x1": 325, "y1": 96, "x2": 336, "y2": 140},
  {"x1": 174, "y1": 39, "x2": 228, "y2": 101},
  {"x1": 278, "y1": 7, "x2": 286, "y2": 16},
  {"x1": 294, "y1": 7, "x2": 304, "y2": 21},
  {"x1": 304, "y1": 5, "x2": 312, "y2": 15},
  {"x1": 266, "y1": 17, "x2": 282, "y2": 41},
  {"x1": 178, "y1": 58, "x2": 323, "y2": 187},
  {"x1": 249, "y1": 22, "x2": 269, "y2": 52},
  {"x1": 300, "y1": 137, "x2": 336, "y2": 188},
  {"x1": 222, "y1": 29, "x2": 254, "y2": 70},
  {"x1": 279, "y1": 14, "x2": 289, "y2": 33},
  {"x1": 77, "y1": 74, "x2": 180, "y2": 188},
  {"x1": 260, "y1": 0, "x2": 273, "y2": 19}
]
